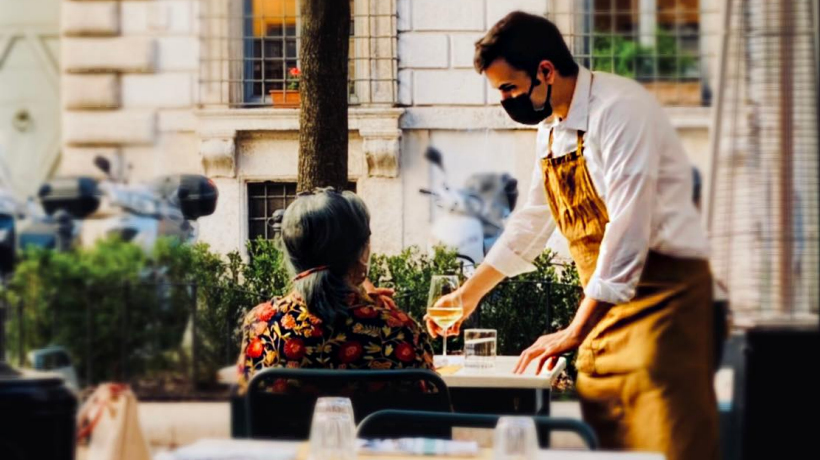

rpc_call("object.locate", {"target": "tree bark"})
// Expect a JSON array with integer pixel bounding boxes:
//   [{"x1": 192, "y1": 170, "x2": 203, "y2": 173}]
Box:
[{"x1": 297, "y1": 0, "x2": 351, "y2": 192}]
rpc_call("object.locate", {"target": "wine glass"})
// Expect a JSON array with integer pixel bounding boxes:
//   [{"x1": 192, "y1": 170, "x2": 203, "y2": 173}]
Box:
[{"x1": 426, "y1": 275, "x2": 463, "y2": 357}]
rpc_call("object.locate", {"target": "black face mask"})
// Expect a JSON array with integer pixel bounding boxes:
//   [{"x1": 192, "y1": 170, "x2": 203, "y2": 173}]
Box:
[{"x1": 501, "y1": 70, "x2": 552, "y2": 125}]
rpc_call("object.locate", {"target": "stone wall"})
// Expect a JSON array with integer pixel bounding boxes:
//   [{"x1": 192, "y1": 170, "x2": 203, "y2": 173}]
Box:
[{"x1": 59, "y1": 0, "x2": 718, "y2": 263}]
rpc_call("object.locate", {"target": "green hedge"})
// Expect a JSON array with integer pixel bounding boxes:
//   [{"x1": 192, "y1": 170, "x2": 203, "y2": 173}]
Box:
[{"x1": 2, "y1": 239, "x2": 580, "y2": 387}]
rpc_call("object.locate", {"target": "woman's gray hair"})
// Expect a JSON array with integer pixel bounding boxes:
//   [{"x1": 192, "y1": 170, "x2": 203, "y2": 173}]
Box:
[{"x1": 280, "y1": 188, "x2": 371, "y2": 323}]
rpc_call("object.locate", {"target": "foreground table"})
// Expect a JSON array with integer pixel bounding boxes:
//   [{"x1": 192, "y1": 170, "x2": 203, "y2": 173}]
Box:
[{"x1": 159, "y1": 439, "x2": 665, "y2": 460}]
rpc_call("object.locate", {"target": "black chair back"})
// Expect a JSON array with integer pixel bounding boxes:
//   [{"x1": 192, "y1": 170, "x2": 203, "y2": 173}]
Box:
[
  {"x1": 246, "y1": 368, "x2": 452, "y2": 440},
  {"x1": 357, "y1": 409, "x2": 600, "y2": 450}
]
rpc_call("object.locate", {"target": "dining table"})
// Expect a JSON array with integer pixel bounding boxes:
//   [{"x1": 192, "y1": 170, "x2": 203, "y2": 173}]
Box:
[
  {"x1": 219, "y1": 355, "x2": 567, "y2": 438},
  {"x1": 433, "y1": 355, "x2": 566, "y2": 416}
]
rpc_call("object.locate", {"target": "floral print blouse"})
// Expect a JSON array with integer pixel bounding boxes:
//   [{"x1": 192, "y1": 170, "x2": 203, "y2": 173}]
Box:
[{"x1": 236, "y1": 289, "x2": 435, "y2": 392}]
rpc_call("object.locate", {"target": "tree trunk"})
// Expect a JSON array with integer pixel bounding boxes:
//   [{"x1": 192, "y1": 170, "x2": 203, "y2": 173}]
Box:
[{"x1": 297, "y1": 0, "x2": 351, "y2": 192}]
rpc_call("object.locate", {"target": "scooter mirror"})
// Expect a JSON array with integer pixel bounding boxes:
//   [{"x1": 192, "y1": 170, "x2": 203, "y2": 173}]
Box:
[
  {"x1": 424, "y1": 147, "x2": 444, "y2": 171},
  {"x1": 93, "y1": 156, "x2": 112, "y2": 177}
]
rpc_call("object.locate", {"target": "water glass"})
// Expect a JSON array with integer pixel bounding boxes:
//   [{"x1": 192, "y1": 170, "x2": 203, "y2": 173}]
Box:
[
  {"x1": 493, "y1": 416, "x2": 538, "y2": 460},
  {"x1": 309, "y1": 397, "x2": 357, "y2": 460},
  {"x1": 464, "y1": 329, "x2": 497, "y2": 372}
]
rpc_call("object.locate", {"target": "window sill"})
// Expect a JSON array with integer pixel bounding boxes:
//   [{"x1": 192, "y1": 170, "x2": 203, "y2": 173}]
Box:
[
  {"x1": 195, "y1": 106, "x2": 405, "y2": 132},
  {"x1": 196, "y1": 106, "x2": 405, "y2": 179}
]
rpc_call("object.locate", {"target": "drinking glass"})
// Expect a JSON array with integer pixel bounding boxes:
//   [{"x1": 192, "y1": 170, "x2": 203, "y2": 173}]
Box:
[
  {"x1": 493, "y1": 416, "x2": 538, "y2": 460},
  {"x1": 308, "y1": 397, "x2": 357, "y2": 460},
  {"x1": 426, "y1": 275, "x2": 463, "y2": 356},
  {"x1": 464, "y1": 329, "x2": 497, "y2": 372}
]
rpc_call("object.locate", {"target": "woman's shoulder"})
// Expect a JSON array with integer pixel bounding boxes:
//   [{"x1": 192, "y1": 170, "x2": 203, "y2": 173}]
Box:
[
  {"x1": 348, "y1": 293, "x2": 423, "y2": 332},
  {"x1": 242, "y1": 292, "x2": 306, "y2": 326}
]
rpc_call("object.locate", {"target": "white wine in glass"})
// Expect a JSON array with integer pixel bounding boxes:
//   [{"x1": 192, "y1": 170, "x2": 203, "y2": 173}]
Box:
[{"x1": 426, "y1": 275, "x2": 463, "y2": 356}]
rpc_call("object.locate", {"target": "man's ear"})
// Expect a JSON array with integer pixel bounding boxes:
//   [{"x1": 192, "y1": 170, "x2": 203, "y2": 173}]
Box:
[{"x1": 539, "y1": 60, "x2": 556, "y2": 84}]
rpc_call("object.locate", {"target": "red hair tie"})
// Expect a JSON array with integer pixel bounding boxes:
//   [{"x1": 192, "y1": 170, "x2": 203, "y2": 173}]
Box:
[{"x1": 293, "y1": 265, "x2": 330, "y2": 282}]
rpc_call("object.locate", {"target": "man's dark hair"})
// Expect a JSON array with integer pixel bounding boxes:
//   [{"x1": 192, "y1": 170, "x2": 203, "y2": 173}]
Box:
[{"x1": 474, "y1": 11, "x2": 579, "y2": 77}]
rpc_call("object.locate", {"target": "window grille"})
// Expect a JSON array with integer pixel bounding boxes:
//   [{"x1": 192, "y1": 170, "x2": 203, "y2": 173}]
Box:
[
  {"x1": 199, "y1": 0, "x2": 398, "y2": 108},
  {"x1": 548, "y1": 0, "x2": 719, "y2": 106},
  {"x1": 248, "y1": 181, "x2": 357, "y2": 241}
]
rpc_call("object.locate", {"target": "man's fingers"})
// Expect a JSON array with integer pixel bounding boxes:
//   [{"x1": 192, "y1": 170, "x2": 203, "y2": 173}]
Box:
[
  {"x1": 446, "y1": 320, "x2": 462, "y2": 337},
  {"x1": 536, "y1": 355, "x2": 557, "y2": 376},
  {"x1": 425, "y1": 317, "x2": 440, "y2": 338},
  {"x1": 514, "y1": 349, "x2": 538, "y2": 374}
]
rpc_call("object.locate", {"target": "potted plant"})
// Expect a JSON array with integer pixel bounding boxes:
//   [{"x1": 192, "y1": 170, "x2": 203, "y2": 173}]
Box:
[{"x1": 270, "y1": 67, "x2": 301, "y2": 107}]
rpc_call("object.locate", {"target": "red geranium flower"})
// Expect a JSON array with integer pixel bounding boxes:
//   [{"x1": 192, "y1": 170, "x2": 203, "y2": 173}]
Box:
[
  {"x1": 352, "y1": 306, "x2": 378, "y2": 319},
  {"x1": 289, "y1": 67, "x2": 301, "y2": 77},
  {"x1": 255, "y1": 302, "x2": 277, "y2": 322},
  {"x1": 338, "y1": 341, "x2": 364, "y2": 363},
  {"x1": 395, "y1": 342, "x2": 415, "y2": 363},
  {"x1": 246, "y1": 338, "x2": 264, "y2": 358},
  {"x1": 284, "y1": 338, "x2": 306, "y2": 360}
]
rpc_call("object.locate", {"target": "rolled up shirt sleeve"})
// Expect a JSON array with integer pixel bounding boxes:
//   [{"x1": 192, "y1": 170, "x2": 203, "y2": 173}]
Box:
[
  {"x1": 584, "y1": 101, "x2": 660, "y2": 305},
  {"x1": 484, "y1": 154, "x2": 557, "y2": 277}
]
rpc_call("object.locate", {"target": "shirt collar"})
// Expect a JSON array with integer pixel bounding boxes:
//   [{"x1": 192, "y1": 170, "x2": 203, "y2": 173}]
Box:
[{"x1": 545, "y1": 66, "x2": 592, "y2": 132}]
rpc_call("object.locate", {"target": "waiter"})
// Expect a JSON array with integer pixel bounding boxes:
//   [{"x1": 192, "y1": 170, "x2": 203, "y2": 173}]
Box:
[{"x1": 427, "y1": 11, "x2": 719, "y2": 460}]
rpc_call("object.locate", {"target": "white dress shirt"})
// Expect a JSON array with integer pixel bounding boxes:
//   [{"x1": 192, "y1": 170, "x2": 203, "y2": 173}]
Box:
[{"x1": 484, "y1": 66, "x2": 710, "y2": 305}]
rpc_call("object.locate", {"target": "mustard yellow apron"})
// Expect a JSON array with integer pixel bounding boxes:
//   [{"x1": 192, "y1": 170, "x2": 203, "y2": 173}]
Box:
[{"x1": 541, "y1": 129, "x2": 719, "y2": 460}]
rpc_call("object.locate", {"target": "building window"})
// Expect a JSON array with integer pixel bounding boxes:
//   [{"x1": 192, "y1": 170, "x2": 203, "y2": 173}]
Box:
[
  {"x1": 247, "y1": 181, "x2": 357, "y2": 241},
  {"x1": 199, "y1": 0, "x2": 398, "y2": 108},
  {"x1": 551, "y1": 0, "x2": 710, "y2": 106},
  {"x1": 245, "y1": 0, "x2": 300, "y2": 103},
  {"x1": 247, "y1": 182, "x2": 298, "y2": 240}
]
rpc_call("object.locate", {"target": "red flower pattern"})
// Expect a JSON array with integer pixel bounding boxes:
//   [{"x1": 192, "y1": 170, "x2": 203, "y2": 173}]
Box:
[
  {"x1": 338, "y1": 341, "x2": 364, "y2": 363},
  {"x1": 255, "y1": 302, "x2": 277, "y2": 322},
  {"x1": 352, "y1": 306, "x2": 378, "y2": 319},
  {"x1": 246, "y1": 338, "x2": 264, "y2": 358},
  {"x1": 284, "y1": 338, "x2": 306, "y2": 360},
  {"x1": 395, "y1": 342, "x2": 415, "y2": 363},
  {"x1": 281, "y1": 314, "x2": 297, "y2": 329}
]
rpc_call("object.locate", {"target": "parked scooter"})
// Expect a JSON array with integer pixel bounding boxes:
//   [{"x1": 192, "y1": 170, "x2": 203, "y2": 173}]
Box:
[
  {"x1": 92, "y1": 156, "x2": 218, "y2": 253},
  {"x1": 420, "y1": 147, "x2": 518, "y2": 273}
]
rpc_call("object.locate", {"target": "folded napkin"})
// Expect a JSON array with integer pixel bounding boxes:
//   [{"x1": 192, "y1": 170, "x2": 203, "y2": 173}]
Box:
[{"x1": 359, "y1": 438, "x2": 480, "y2": 457}]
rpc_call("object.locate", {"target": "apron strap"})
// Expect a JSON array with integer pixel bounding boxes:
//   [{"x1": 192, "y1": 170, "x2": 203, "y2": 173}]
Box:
[
  {"x1": 548, "y1": 129, "x2": 586, "y2": 159},
  {"x1": 548, "y1": 128, "x2": 554, "y2": 158},
  {"x1": 577, "y1": 130, "x2": 585, "y2": 153}
]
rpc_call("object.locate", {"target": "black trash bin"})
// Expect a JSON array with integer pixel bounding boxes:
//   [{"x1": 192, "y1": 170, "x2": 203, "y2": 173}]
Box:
[{"x1": 0, "y1": 369, "x2": 77, "y2": 460}]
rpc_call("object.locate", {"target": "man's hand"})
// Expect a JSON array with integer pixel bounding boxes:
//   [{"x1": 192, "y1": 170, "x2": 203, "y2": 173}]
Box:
[
  {"x1": 514, "y1": 296, "x2": 612, "y2": 375},
  {"x1": 424, "y1": 289, "x2": 478, "y2": 338},
  {"x1": 513, "y1": 328, "x2": 582, "y2": 375}
]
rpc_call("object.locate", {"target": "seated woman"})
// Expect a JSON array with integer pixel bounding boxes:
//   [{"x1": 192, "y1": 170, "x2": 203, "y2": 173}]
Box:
[{"x1": 237, "y1": 188, "x2": 434, "y2": 391}]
